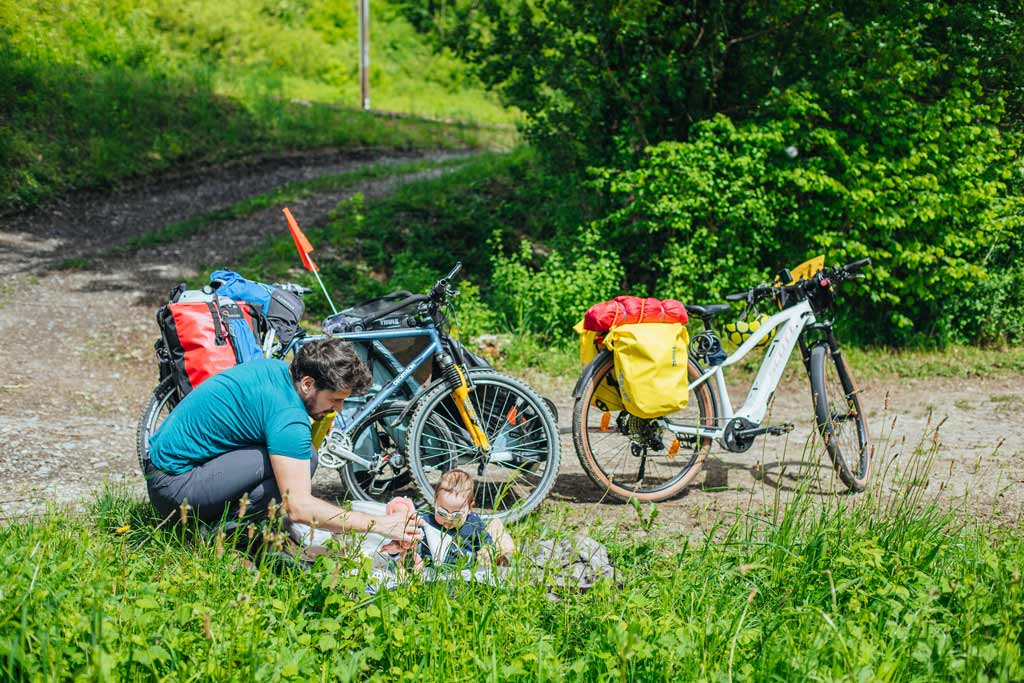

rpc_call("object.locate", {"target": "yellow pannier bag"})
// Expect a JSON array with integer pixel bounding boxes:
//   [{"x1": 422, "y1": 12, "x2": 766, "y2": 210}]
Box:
[
  {"x1": 574, "y1": 320, "x2": 625, "y2": 412},
  {"x1": 603, "y1": 322, "x2": 690, "y2": 418}
]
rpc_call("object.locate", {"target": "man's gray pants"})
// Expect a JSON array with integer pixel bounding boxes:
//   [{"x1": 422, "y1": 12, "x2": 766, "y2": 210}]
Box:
[{"x1": 145, "y1": 447, "x2": 317, "y2": 524}]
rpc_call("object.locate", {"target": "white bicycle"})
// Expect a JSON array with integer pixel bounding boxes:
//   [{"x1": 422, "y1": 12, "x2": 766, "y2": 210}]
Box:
[{"x1": 572, "y1": 257, "x2": 872, "y2": 501}]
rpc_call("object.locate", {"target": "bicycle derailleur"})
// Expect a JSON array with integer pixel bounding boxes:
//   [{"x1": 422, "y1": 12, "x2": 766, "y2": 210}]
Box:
[{"x1": 618, "y1": 412, "x2": 666, "y2": 457}]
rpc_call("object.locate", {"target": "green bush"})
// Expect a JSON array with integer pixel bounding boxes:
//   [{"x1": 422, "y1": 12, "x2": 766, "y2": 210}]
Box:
[
  {"x1": 595, "y1": 88, "x2": 1023, "y2": 345},
  {"x1": 407, "y1": 1, "x2": 1024, "y2": 171},
  {"x1": 395, "y1": 1, "x2": 1024, "y2": 347},
  {"x1": 490, "y1": 225, "x2": 623, "y2": 341}
]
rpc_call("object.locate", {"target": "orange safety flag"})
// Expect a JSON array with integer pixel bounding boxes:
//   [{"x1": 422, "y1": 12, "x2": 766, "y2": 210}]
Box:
[{"x1": 282, "y1": 207, "x2": 318, "y2": 272}]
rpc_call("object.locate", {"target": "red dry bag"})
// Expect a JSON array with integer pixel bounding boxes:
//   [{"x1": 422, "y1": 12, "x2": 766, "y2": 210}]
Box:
[{"x1": 583, "y1": 296, "x2": 688, "y2": 333}]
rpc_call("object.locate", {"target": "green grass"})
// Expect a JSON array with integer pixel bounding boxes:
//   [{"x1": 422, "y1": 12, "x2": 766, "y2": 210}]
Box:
[
  {"x1": 51, "y1": 257, "x2": 93, "y2": 271},
  {"x1": 2, "y1": 438, "x2": 1022, "y2": 682},
  {"x1": 234, "y1": 148, "x2": 592, "y2": 318},
  {"x1": 843, "y1": 344, "x2": 1024, "y2": 379}
]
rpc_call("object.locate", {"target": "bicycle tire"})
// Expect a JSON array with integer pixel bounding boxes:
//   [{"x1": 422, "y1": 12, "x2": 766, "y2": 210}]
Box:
[
  {"x1": 136, "y1": 377, "x2": 178, "y2": 473},
  {"x1": 572, "y1": 353, "x2": 715, "y2": 502},
  {"x1": 338, "y1": 404, "x2": 416, "y2": 503},
  {"x1": 406, "y1": 371, "x2": 561, "y2": 523},
  {"x1": 809, "y1": 342, "x2": 870, "y2": 492}
]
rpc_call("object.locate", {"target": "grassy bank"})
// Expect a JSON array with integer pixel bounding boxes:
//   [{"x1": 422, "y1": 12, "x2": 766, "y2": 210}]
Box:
[
  {"x1": 111, "y1": 155, "x2": 471, "y2": 256},
  {"x1": 233, "y1": 149, "x2": 592, "y2": 333},
  {"x1": 2, "y1": 467, "x2": 1021, "y2": 681},
  {"x1": 0, "y1": 1, "x2": 512, "y2": 212}
]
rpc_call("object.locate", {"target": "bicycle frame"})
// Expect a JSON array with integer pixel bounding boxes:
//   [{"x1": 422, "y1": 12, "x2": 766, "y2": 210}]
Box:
[
  {"x1": 667, "y1": 299, "x2": 817, "y2": 441},
  {"x1": 285, "y1": 325, "x2": 489, "y2": 468}
]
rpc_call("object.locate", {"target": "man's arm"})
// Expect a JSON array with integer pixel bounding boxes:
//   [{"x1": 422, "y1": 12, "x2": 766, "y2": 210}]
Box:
[{"x1": 269, "y1": 454, "x2": 421, "y2": 542}]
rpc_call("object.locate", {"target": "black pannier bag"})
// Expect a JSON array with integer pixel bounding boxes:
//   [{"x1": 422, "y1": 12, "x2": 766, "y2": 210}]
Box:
[
  {"x1": 266, "y1": 287, "x2": 304, "y2": 346},
  {"x1": 324, "y1": 291, "x2": 493, "y2": 387}
]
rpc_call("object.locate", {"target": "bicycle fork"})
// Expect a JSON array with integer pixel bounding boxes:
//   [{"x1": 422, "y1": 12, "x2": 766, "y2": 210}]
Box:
[{"x1": 436, "y1": 354, "x2": 492, "y2": 468}]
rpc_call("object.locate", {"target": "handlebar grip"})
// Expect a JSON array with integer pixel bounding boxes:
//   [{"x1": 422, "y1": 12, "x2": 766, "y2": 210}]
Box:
[
  {"x1": 443, "y1": 261, "x2": 462, "y2": 281},
  {"x1": 724, "y1": 292, "x2": 747, "y2": 301},
  {"x1": 843, "y1": 258, "x2": 872, "y2": 272}
]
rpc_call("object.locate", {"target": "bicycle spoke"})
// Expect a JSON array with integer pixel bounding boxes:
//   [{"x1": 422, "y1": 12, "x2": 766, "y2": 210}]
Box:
[{"x1": 409, "y1": 372, "x2": 559, "y2": 521}]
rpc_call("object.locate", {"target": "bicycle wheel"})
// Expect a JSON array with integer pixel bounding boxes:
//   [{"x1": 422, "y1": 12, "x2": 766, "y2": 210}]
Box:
[
  {"x1": 338, "y1": 404, "x2": 417, "y2": 502},
  {"x1": 809, "y1": 342, "x2": 870, "y2": 492},
  {"x1": 136, "y1": 377, "x2": 178, "y2": 473},
  {"x1": 406, "y1": 371, "x2": 561, "y2": 522},
  {"x1": 572, "y1": 352, "x2": 716, "y2": 502}
]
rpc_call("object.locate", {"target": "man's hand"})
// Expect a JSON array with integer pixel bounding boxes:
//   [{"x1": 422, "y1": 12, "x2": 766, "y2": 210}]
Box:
[
  {"x1": 375, "y1": 510, "x2": 423, "y2": 544},
  {"x1": 270, "y1": 454, "x2": 425, "y2": 540}
]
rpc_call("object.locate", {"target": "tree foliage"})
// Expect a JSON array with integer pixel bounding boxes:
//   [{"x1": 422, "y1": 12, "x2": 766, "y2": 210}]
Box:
[{"x1": 398, "y1": 0, "x2": 1024, "y2": 345}]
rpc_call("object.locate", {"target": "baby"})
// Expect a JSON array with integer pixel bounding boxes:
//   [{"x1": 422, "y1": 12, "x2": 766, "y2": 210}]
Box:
[{"x1": 414, "y1": 469, "x2": 514, "y2": 570}]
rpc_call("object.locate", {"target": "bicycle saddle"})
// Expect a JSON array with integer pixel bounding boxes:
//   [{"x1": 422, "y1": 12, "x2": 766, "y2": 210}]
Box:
[{"x1": 685, "y1": 303, "x2": 732, "y2": 319}]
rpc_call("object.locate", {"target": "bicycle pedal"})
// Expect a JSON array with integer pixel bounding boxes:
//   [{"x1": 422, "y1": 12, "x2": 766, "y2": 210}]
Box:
[{"x1": 765, "y1": 424, "x2": 794, "y2": 436}]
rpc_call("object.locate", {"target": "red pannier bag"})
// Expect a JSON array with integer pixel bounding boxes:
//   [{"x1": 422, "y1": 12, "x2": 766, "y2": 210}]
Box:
[
  {"x1": 583, "y1": 296, "x2": 688, "y2": 333},
  {"x1": 156, "y1": 294, "x2": 263, "y2": 399}
]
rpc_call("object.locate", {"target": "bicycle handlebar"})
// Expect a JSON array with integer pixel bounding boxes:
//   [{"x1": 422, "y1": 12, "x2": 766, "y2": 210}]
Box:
[
  {"x1": 358, "y1": 294, "x2": 430, "y2": 327},
  {"x1": 340, "y1": 262, "x2": 463, "y2": 328},
  {"x1": 727, "y1": 258, "x2": 872, "y2": 305},
  {"x1": 353, "y1": 262, "x2": 463, "y2": 327},
  {"x1": 272, "y1": 282, "x2": 314, "y2": 296},
  {"x1": 443, "y1": 262, "x2": 462, "y2": 281}
]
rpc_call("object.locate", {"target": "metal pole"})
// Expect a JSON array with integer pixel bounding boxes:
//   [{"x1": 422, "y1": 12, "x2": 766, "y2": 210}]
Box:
[
  {"x1": 358, "y1": 0, "x2": 370, "y2": 110},
  {"x1": 312, "y1": 268, "x2": 339, "y2": 315}
]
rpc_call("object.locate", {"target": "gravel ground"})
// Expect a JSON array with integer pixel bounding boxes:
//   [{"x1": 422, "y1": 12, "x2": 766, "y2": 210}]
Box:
[{"x1": 1, "y1": 150, "x2": 1021, "y2": 534}]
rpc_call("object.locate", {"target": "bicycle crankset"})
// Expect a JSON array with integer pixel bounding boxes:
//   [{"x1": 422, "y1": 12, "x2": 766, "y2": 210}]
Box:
[
  {"x1": 320, "y1": 431, "x2": 367, "y2": 469},
  {"x1": 722, "y1": 417, "x2": 794, "y2": 453},
  {"x1": 722, "y1": 417, "x2": 759, "y2": 453}
]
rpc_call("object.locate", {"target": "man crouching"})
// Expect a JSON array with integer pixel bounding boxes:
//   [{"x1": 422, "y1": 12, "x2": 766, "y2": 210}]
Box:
[{"x1": 145, "y1": 337, "x2": 421, "y2": 544}]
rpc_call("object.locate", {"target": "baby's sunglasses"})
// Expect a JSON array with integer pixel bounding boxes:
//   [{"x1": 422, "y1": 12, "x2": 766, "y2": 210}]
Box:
[{"x1": 434, "y1": 506, "x2": 467, "y2": 524}]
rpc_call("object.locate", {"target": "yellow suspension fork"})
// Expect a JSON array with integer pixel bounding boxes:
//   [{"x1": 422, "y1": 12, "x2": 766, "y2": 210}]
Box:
[{"x1": 440, "y1": 357, "x2": 490, "y2": 451}]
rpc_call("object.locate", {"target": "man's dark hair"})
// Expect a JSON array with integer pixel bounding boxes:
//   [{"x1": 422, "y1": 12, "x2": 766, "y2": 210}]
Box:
[{"x1": 290, "y1": 338, "x2": 372, "y2": 395}]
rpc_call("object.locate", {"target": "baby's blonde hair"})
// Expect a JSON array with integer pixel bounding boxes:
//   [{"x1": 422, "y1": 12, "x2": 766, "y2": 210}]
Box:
[{"x1": 436, "y1": 469, "x2": 474, "y2": 503}]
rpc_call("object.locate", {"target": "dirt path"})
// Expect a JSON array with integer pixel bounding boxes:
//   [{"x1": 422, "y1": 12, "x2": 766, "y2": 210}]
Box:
[
  {"x1": 1, "y1": 152, "x2": 1021, "y2": 532},
  {"x1": 533, "y1": 370, "x2": 1024, "y2": 534},
  {"x1": 0, "y1": 150, "x2": 465, "y2": 520}
]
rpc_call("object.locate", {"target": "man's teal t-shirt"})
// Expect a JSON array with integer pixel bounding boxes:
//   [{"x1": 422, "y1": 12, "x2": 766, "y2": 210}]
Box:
[{"x1": 150, "y1": 359, "x2": 312, "y2": 474}]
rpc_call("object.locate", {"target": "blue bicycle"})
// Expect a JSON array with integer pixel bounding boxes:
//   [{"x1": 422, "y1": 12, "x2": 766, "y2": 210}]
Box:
[{"x1": 139, "y1": 264, "x2": 562, "y2": 522}]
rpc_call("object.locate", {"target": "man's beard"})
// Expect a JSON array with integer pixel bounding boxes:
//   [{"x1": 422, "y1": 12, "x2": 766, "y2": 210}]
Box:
[{"x1": 301, "y1": 392, "x2": 328, "y2": 420}]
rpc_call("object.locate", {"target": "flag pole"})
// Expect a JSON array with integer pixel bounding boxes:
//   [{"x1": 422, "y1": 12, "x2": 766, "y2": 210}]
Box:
[{"x1": 312, "y1": 268, "x2": 338, "y2": 315}]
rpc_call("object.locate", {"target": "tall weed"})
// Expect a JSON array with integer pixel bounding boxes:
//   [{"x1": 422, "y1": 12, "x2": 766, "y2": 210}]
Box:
[{"x1": 1, "y1": 421, "x2": 1021, "y2": 681}]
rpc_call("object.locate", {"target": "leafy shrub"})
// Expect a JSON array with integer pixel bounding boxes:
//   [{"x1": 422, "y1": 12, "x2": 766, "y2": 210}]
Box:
[
  {"x1": 490, "y1": 226, "x2": 623, "y2": 341},
  {"x1": 396, "y1": 1, "x2": 1024, "y2": 347},
  {"x1": 407, "y1": 1, "x2": 1024, "y2": 171},
  {"x1": 596, "y1": 88, "x2": 1023, "y2": 345}
]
